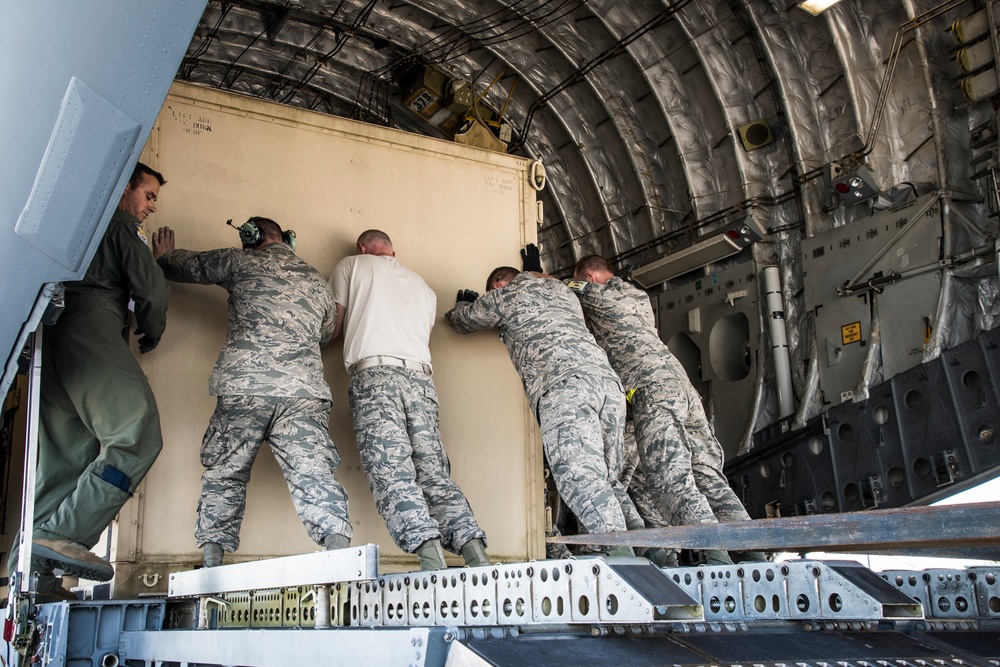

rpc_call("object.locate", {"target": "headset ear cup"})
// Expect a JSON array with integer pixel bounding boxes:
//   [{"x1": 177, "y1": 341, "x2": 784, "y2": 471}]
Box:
[{"x1": 241, "y1": 218, "x2": 263, "y2": 248}]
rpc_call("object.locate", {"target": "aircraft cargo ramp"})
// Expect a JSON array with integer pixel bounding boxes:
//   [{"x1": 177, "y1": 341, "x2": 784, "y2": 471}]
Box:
[{"x1": 11, "y1": 525, "x2": 1000, "y2": 667}]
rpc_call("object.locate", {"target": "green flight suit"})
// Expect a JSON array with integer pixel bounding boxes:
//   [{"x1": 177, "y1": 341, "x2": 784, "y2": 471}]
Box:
[{"x1": 32, "y1": 207, "x2": 169, "y2": 550}]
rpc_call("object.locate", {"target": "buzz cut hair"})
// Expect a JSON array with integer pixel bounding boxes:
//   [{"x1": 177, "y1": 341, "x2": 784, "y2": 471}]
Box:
[
  {"x1": 130, "y1": 161, "x2": 166, "y2": 187},
  {"x1": 251, "y1": 216, "x2": 282, "y2": 240},
  {"x1": 574, "y1": 254, "x2": 613, "y2": 277},
  {"x1": 357, "y1": 229, "x2": 392, "y2": 248},
  {"x1": 487, "y1": 266, "x2": 519, "y2": 291}
]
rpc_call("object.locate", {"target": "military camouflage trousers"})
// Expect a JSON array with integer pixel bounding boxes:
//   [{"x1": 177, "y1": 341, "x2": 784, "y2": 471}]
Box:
[
  {"x1": 195, "y1": 395, "x2": 351, "y2": 552},
  {"x1": 631, "y1": 379, "x2": 751, "y2": 527},
  {"x1": 538, "y1": 374, "x2": 638, "y2": 536},
  {"x1": 348, "y1": 367, "x2": 486, "y2": 554},
  {"x1": 621, "y1": 420, "x2": 669, "y2": 528}
]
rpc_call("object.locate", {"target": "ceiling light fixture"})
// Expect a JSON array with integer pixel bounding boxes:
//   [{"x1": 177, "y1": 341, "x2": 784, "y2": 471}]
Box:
[
  {"x1": 797, "y1": 0, "x2": 844, "y2": 15},
  {"x1": 826, "y1": 162, "x2": 880, "y2": 204},
  {"x1": 630, "y1": 215, "x2": 766, "y2": 288}
]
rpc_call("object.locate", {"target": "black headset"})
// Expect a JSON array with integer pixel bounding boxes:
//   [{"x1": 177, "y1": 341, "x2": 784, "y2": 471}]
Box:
[{"x1": 226, "y1": 217, "x2": 297, "y2": 251}]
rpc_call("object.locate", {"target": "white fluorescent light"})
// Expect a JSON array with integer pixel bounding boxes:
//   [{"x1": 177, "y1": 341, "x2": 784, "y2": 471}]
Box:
[
  {"x1": 631, "y1": 234, "x2": 743, "y2": 288},
  {"x1": 631, "y1": 215, "x2": 767, "y2": 288},
  {"x1": 798, "y1": 0, "x2": 844, "y2": 15}
]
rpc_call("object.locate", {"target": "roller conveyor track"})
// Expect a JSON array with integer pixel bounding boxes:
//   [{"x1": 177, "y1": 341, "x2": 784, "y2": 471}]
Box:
[{"x1": 14, "y1": 550, "x2": 1000, "y2": 666}]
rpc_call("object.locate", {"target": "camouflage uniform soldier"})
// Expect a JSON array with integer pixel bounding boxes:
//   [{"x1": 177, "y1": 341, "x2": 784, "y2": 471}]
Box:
[
  {"x1": 156, "y1": 217, "x2": 351, "y2": 567},
  {"x1": 621, "y1": 418, "x2": 676, "y2": 566},
  {"x1": 331, "y1": 230, "x2": 488, "y2": 571},
  {"x1": 571, "y1": 255, "x2": 765, "y2": 564},
  {"x1": 12, "y1": 162, "x2": 170, "y2": 602},
  {"x1": 446, "y1": 267, "x2": 637, "y2": 556}
]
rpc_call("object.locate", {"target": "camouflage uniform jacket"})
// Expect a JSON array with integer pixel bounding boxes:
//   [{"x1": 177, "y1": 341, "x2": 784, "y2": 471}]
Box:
[
  {"x1": 66, "y1": 207, "x2": 169, "y2": 338},
  {"x1": 566, "y1": 276, "x2": 681, "y2": 389},
  {"x1": 446, "y1": 272, "x2": 620, "y2": 410},
  {"x1": 159, "y1": 243, "x2": 335, "y2": 400}
]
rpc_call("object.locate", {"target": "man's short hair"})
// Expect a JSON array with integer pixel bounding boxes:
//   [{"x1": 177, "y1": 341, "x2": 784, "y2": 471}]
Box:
[
  {"x1": 252, "y1": 217, "x2": 282, "y2": 240},
  {"x1": 486, "y1": 266, "x2": 519, "y2": 291},
  {"x1": 575, "y1": 255, "x2": 613, "y2": 277},
  {"x1": 129, "y1": 161, "x2": 166, "y2": 188},
  {"x1": 357, "y1": 229, "x2": 392, "y2": 248}
]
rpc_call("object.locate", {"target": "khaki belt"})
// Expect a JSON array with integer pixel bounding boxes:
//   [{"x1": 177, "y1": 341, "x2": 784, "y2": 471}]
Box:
[{"x1": 349, "y1": 355, "x2": 432, "y2": 376}]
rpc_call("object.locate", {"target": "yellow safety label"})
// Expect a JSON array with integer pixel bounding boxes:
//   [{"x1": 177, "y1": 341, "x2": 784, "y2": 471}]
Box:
[{"x1": 841, "y1": 321, "x2": 862, "y2": 345}]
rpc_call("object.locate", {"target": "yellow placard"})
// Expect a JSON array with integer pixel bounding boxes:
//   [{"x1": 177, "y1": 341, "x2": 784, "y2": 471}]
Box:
[{"x1": 842, "y1": 321, "x2": 862, "y2": 345}]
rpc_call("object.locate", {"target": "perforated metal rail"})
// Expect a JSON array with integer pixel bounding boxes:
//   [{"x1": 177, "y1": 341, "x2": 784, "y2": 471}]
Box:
[
  {"x1": 23, "y1": 559, "x2": 1000, "y2": 667},
  {"x1": 159, "y1": 557, "x2": 1000, "y2": 630}
]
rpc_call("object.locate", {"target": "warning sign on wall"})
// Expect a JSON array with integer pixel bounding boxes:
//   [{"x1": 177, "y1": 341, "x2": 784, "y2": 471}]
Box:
[{"x1": 842, "y1": 321, "x2": 862, "y2": 345}]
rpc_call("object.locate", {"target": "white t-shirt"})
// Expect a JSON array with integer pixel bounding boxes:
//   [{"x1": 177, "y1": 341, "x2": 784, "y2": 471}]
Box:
[{"x1": 330, "y1": 254, "x2": 437, "y2": 371}]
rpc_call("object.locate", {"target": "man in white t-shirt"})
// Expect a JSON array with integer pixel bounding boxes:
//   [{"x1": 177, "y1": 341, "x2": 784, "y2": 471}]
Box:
[{"x1": 330, "y1": 229, "x2": 488, "y2": 571}]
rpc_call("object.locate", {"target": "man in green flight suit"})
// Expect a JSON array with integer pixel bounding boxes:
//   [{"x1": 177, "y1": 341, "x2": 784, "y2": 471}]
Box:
[{"x1": 16, "y1": 162, "x2": 170, "y2": 602}]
